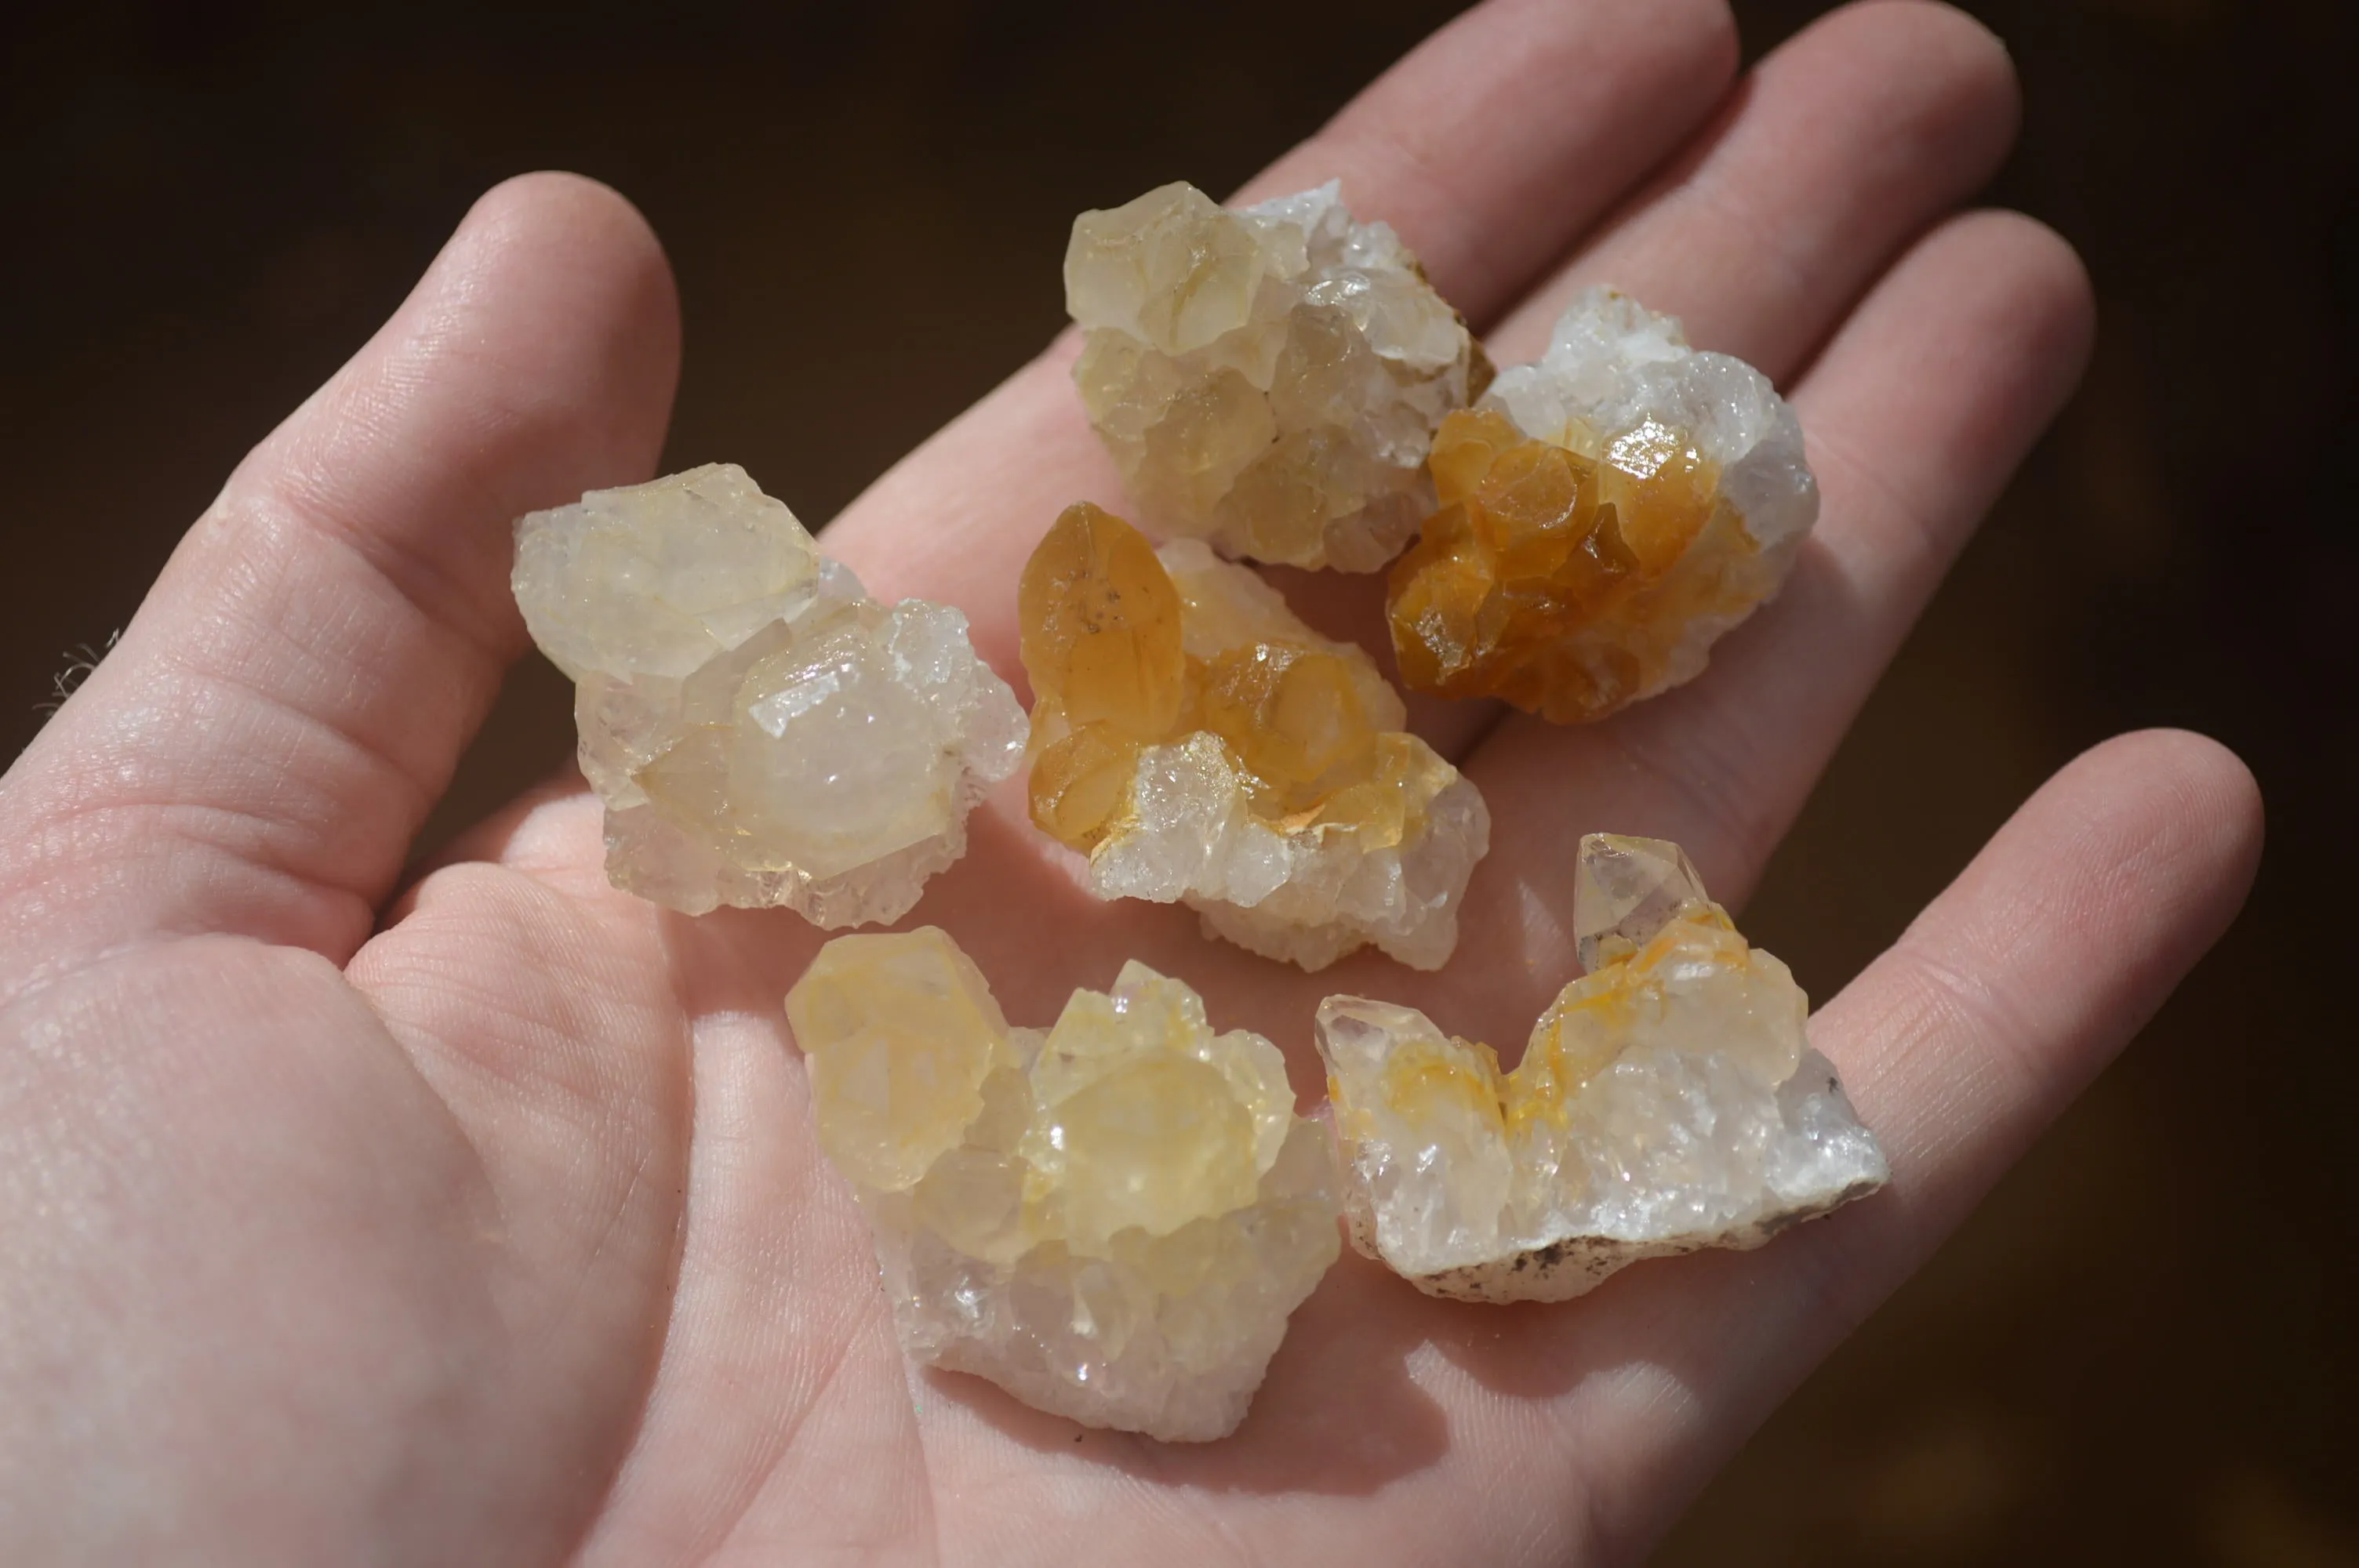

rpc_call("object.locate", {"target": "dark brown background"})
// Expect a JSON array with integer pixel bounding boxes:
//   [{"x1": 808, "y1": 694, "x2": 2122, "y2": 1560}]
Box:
[{"x1": 2, "y1": 0, "x2": 2351, "y2": 1560}]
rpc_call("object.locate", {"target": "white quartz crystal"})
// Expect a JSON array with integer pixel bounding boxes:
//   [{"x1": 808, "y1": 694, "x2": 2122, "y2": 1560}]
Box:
[
  {"x1": 787, "y1": 928, "x2": 1343, "y2": 1441},
  {"x1": 512, "y1": 463, "x2": 1026, "y2": 924},
  {"x1": 1315, "y1": 834, "x2": 1885, "y2": 1302},
  {"x1": 1067, "y1": 180, "x2": 1485, "y2": 571}
]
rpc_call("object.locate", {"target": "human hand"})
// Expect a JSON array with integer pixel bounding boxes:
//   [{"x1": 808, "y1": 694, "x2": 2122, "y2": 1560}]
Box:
[{"x1": 0, "y1": 2, "x2": 2261, "y2": 1562}]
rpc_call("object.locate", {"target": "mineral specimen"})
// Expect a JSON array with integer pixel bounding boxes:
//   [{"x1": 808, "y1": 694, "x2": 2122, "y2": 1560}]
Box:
[
  {"x1": 786, "y1": 927, "x2": 1343, "y2": 1441},
  {"x1": 1386, "y1": 287, "x2": 1818, "y2": 723},
  {"x1": 1019, "y1": 502, "x2": 1488, "y2": 971},
  {"x1": 512, "y1": 463, "x2": 1026, "y2": 924},
  {"x1": 1066, "y1": 180, "x2": 1488, "y2": 572},
  {"x1": 1315, "y1": 833, "x2": 1886, "y2": 1303}
]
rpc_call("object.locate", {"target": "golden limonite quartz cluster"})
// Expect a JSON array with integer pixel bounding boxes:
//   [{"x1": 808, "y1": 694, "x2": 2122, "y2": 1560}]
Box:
[
  {"x1": 511, "y1": 465, "x2": 1026, "y2": 924},
  {"x1": 787, "y1": 928, "x2": 1341, "y2": 1442},
  {"x1": 1067, "y1": 180, "x2": 1488, "y2": 572},
  {"x1": 1317, "y1": 835, "x2": 1887, "y2": 1304},
  {"x1": 1387, "y1": 288, "x2": 1819, "y2": 722},
  {"x1": 1020, "y1": 502, "x2": 1490, "y2": 971}
]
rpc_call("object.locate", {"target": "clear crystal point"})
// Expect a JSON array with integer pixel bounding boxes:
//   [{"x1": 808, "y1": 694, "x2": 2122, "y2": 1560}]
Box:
[{"x1": 1573, "y1": 832, "x2": 1711, "y2": 973}]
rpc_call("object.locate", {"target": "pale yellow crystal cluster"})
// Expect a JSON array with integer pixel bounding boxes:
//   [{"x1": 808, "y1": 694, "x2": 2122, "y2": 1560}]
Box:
[
  {"x1": 1020, "y1": 502, "x2": 1489, "y2": 971},
  {"x1": 512, "y1": 464, "x2": 1026, "y2": 924},
  {"x1": 1067, "y1": 180, "x2": 1488, "y2": 571},
  {"x1": 788, "y1": 927, "x2": 1341, "y2": 1441},
  {"x1": 1316, "y1": 834, "x2": 1887, "y2": 1303}
]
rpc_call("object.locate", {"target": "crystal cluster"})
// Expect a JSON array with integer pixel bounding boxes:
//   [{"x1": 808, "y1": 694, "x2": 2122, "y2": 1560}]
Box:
[
  {"x1": 1020, "y1": 502, "x2": 1489, "y2": 971},
  {"x1": 787, "y1": 927, "x2": 1342, "y2": 1441},
  {"x1": 1316, "y1": 834, "x2": 1886, "y2": 1303},
  {"x1": 1067, "y1": 180, "x2": 1488, "y2": 572},
  {"x1": 512, "y1": 463, "x2": 1026, "y2": 924},
  {"x1": 1386, "y1": 288, "x2": 1819, "y2": 723}
]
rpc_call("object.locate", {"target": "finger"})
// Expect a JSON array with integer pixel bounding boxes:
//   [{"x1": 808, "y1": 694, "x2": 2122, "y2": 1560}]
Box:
[
  {"x1": 1489, "y1": 0, "x2": 2022, "y2": 374},
  {"x1": 1447, "y1": 209, "x2": 2095, "y2": 1043},
  {"x1": 1236, "y1": 0, "x2": 1741, "y2": 330},
  {"x1": 0, "y1": 174, "x2": 679, "y2": 994},
  {"x1": 820, "y1": 0, "x2": 1742, "y2": 652},
  {"x1": 1503, "y1": 730, "x2": 2263, "y2": 1565}
]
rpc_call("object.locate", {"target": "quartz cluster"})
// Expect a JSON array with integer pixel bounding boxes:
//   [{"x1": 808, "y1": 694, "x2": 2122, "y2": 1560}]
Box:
[
  {"x1": 1067, "y1": 180, "x2": 1488, "y2": 572},
  {"x1": 509, "y1": 174, "x2": 1885, "y2": 1441},
  {"x1": 787, "y1": 927, "x2": 1342, "y2": 1441},
  {"x1": 1316, "y1": 834, "x2": 1886, "y2": 1303},
  {"x1": 1387, "y1": 288, "x2": 1819, "y2": 723},
  {"x1": 512, "y1": 464, "x2": 1026, "y2": 924},
  {"x1": 1020, "y1": 502, "x2": 1489, "y2": 971}
]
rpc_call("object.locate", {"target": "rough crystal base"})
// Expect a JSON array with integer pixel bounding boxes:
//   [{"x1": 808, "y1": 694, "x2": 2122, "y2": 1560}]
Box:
[{"x1": 1315, "y1": 833, "x2": 1886, "y2": 1303}]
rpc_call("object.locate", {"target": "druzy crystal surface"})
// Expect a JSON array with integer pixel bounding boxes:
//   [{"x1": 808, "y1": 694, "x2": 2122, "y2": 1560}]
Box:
[
  {"x1": 512, "y1": 463, "x2": 1026, "y2": 924},
  {"x1": 787, "y1": 927, "x2": 1342, "y2": 1441},
  {"x1": 1020, "y1": 502, "x2": 1489, "y2": 971},
  {"x1": 1386, "y1": 288, "x2": 1818, "y2": 722},
  {"x1": 1067, "y1": 180, "x2": 1488, "y2": 572},
  {"x1": 1316, "y1": 834, "x2": 1885, "y2": 1303}
]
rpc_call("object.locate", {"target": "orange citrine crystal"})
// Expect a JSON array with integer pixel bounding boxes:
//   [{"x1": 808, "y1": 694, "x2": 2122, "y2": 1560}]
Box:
[
  {"x1": 1017, "y1": 502, "x2": 1186, "y2": 848},
  {"x1": 1016, "y1": 502, "x2": 1488, "y2": 972},
  {"x1": 1385, "y1": 408, "x2": 1761, "y2": 724},
  {"x1": 1020, "y1": 503, "x2": 1393, "y2": 848}
]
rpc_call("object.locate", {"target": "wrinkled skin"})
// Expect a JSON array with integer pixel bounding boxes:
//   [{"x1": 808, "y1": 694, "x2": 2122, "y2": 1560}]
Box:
[{"x1": 0, "y1": 3, "x2": 2262, "y2": 1563}]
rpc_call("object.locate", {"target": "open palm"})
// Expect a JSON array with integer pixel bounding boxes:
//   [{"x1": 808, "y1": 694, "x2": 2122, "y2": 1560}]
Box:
[{"x1": 0, "y1": 2, "x2": 2261, "y2": 1563}]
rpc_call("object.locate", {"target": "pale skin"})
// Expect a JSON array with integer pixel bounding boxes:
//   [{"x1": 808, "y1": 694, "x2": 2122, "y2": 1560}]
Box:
[{"x1": 0, "y1": 1, "x2": 2263, "y2": 1562}]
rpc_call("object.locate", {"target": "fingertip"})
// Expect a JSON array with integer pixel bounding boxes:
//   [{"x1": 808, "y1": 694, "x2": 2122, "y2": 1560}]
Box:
[
  {"x1": 1910, "y1": 209, "x2": 2099, "y2": 430},
  {"x1": 1967, "y1": 207, "x2": 2096, "y2": 370},
  {"x1": 1252, "y1": 0, "x2": 1750, "y2": 321},
  {"x1": 1863, "y1": 729, "x2": 2263, "y2": 1080},
  {"x1": 1881, "y1": 206, "x2": 2095, "y2": 354},
  {"x1": 1677, "y1": 0, "x2": 1743, "y2": 87},
  {"x1": 1818, "y1": 0, "x2": 2021, "y2": 124},
  {"x1": 442, "y1": 171, "x2": 683, "y2": 475},
  {"x1": 2064, "y1": 727, "x2": 2266, "y2": 924},
  {"x1": 465, "y1": 172, "x2": 679, "y2": 322},
  {"x1": 1798, "y1": 208, "x2": 2095, "y2": 531},
  {"x1": 1789, "y1": 1, "x2": 2022, "y2": 177},
  {"x1": 1929, "y1": 729, "x2": 2263, "y2": 1054},
  {"x1": 1837, "y1": 0, "x2": 2016, "y2": 69},
  {"x1": 2158, "y1": 728, "x2": 2267, "y2": 862}
]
